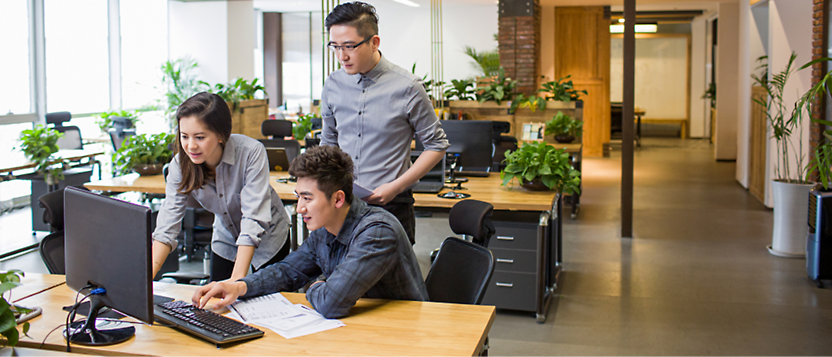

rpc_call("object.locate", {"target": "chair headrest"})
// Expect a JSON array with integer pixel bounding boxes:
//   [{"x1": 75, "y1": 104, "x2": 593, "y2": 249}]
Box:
[
  {"x1": 262, "y1": 120, "x2": 293, "y2": 137},
  {"x1": 46, "y1": 112, "x2": 72, "y2": 126},
  {"x1": 449, "y1": 199, "x2": 495, "y2": 246},
  {"x1": 38, "y1": 189, "x2": 66, "y2": 230},
  {"x1": 493, "y1": 121, "x2": 511, "y2": 134}
]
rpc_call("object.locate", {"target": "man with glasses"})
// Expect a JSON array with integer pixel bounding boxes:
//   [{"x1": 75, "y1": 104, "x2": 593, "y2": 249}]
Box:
[{"x1": 320, "y1": 2, "x2": 449, "y2": 245}]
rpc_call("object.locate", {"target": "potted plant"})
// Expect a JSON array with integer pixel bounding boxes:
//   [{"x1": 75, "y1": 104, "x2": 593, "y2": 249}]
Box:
[
  {"x1": 500, "y1": 141, "x2": 581, "y2": 194},
  {"x1": 1, "y1": 270, "x2": 34, "y2": 347},
  {"x1": 292, "y1": 113, "x2": 318, "y2": 140},
  {"x1": 475, "y1": 67, "x2": 518, "y2": 105},
  {"x1": 159, "y1": 57, "x2": 208, "y2": 130},
  {"x1": 17, "y1": 125, "x2": 66, "y2": 187},
  {"x1": 544, "y1": 111, "x2": 583, "y2": 144},
  {"x1": 444, "y1": 79, "x2": 476, "y2": 101},
  {"x1": 112, "y1": 133, "x2": 175, "y2": 176},
  {"x1": 752, "y1": 52, "x2": 813, "y2": 258},
  {"x1": 511, "y1": 75, "x2": 588, "y2": 114},
  {"x1": 95, "y1": 109, "x2": 140, "y2": 135},
  {"x1": 463, "y1": 45, "x2": 501, "y2": 79},
  {"x1": 205, "y1": 77, "x2": 269, "y2": 140}
]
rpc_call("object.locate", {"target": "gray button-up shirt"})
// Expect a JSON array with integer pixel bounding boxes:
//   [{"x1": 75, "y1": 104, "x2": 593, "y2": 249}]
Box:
[
  {"x1": 240, "y1": 198, "x2": 428, "y2": 319},
  {"x1": 152, "y1": 134, "x2": 290, "y2": 269},
  {"x1": 320, "y1": 54, "x2": 450, "y2": 190}
]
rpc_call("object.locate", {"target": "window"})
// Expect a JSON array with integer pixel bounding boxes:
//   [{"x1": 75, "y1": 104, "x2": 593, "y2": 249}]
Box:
[
  {"x1": 44, "y1": 0, "x2": 109, "y2": 114},
  {"x1": 0, "y1": 0, "x2": 33, "y2": 117},
  {"x1": 120, "y1": 0, "x2": 168, "y2": 110},
  {"x1": 281, "y1": 12, "x2": 324, "y2": 113}
]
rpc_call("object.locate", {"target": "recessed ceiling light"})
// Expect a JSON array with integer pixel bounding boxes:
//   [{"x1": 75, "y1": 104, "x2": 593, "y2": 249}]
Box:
[{"x1": 391, "y1": 0, "x2": 420, "y2": 7}]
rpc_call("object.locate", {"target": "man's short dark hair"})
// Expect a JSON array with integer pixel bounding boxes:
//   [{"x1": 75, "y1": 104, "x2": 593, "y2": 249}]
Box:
[
  {"x1": 325, "y1": 2, "x2": 379, "y2": 39},
  {"x1": 289, "y1": 145, "x2": 355, "y2": 202}
]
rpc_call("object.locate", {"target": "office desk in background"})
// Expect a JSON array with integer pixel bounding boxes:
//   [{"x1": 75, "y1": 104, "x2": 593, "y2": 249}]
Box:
[
  {"x1": 86, "y1": 172, "x2": 565, "y2": 322},
  {"x1": 0, "y1": 148, "x2": 104, "y2": 182},
  {"x1": 10, "y1": 274, "x2": 494, "y2": 356}
]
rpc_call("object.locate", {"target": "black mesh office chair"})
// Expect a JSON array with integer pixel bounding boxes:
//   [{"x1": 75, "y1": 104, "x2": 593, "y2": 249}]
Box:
[
  {"x1": 108, "y1": 117, "x2": 137, "y2": 152},
  {"x1": 305, "y1": 118, "x2": 323, "y2": 148},
  {"x1": 260, "y1": 120, "x2": 301, "y2": 163},
  {"x1": 159, "y1": 165, "x2": 212, "y2": 284},
  {"x1": 491, "y1": 121, "x2": 518, "y2": 173},
  {"x1": 46, "y1": 111, "x2": 101, "y2": 179},
  {"x1": 37, "y1": 188, "x2": 72, "y2": 274},
  {"x1": 425, "y1": 237, "x2": 495, "y2": 305},
  {"x1": 429, "y1": 199, "x2": 496, "y2": 262}
]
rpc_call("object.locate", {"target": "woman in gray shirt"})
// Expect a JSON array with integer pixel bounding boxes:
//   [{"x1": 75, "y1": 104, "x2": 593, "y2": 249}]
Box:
[{"x1": 151, "y1": 92, "x2": 290, "y2": 282}]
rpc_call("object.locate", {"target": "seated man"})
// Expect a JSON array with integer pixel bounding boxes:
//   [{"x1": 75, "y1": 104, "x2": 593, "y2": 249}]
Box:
[{"x1": 192, "y1": 145, "x2": 428, "y2": 318}]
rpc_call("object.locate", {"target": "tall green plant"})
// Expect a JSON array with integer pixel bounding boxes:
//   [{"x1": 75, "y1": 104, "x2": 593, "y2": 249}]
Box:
[
  {"x1": 751, "y1": 52, "x2": 807, "y2": 183},
  {"x1": 797, "y1": 56, "x2": 832, "y2": 188},
  {"x1": 17, "y1": 125, "x2": 66, "y2": 184},
  {"x1": 160, "y1": 57, "x2": 207, "y2": 125},
  {"x1": 463, "y1": 46, "x2": 501, "y2": 77}
]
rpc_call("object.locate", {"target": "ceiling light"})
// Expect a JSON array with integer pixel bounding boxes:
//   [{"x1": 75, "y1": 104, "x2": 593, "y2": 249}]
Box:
[
  {"x1": 391, "y1": 0, "x2": 420, "y2": 7},
  {"x1": 609, "y1": 24, "x2": 658, "y2": 34},
  {"x1": 618, "y1": 18, "x2": 625, "y2": 23}
]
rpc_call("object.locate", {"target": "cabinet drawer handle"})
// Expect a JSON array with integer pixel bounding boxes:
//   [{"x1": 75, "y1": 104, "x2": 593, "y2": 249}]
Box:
[
  {"x1": 496, "y1": 236, "x2": 514, "y2": 241},
  {"x1": 495, "y1": 282, "x2": 513, "y2": 288},
  {"x1": 496, "y1": 259, "x2": 514, "y2": 264}
]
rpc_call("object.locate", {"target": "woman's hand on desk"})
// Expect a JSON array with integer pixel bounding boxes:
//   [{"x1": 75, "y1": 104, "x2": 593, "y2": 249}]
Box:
[{"x1": 192, "y1": 280, "x2": 248, "y2": 310}]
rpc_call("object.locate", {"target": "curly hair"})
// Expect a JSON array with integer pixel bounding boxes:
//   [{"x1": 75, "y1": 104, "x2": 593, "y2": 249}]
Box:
[{"x1": 289, "y1": 145, "x2": 354, "y2": 202}]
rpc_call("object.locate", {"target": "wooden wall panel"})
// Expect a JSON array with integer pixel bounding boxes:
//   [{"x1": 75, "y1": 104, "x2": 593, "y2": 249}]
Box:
[
  {"x1": 748, "y1": 86, "x2": 768, "y2": 204},
  {"x1": 553, "y1": 6, "x2": 611, "y2": 157}
]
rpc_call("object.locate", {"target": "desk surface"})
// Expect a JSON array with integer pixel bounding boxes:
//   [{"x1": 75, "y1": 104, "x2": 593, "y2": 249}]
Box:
[
  {"x1": 10, "y1": 273, "x2": 66, "y2": 304},
  {"x1": 1, "y1": 148, "x2": 104, "y2": 175},
  {"x1": 85, "y1": 171, "x2": 559, "y2": 212},
  {"x1": 13, "y1": 275, "x2": 495, "y2": 356}
]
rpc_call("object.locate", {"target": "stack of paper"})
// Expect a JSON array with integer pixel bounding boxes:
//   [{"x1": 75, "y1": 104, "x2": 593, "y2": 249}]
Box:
[{"x1": 226, "y1": 293, "x2": 344, "y2": 339}]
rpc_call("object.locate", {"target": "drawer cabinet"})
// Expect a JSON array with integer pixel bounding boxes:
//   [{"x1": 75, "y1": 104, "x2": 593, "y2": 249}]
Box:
[
  {"x1": 481, "y1": 271, "x2": 538, "y2": 312},
  {"x1": 481, "y1": 220, "x2": 543, "y2": 314}
]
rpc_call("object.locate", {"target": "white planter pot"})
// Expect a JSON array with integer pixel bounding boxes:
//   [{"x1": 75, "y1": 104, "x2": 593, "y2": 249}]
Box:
[{"x1": 769, "y1": 180, "x2": 814, "y2": 258}]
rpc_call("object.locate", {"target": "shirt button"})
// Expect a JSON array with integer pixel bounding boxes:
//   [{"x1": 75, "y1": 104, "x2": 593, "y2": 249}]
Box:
[
  {"x1": 362, "y1": 90, "x2": 365, "y2": 93},
  {"x1": 358, "y1": 133, "x2": 361, "y2": 137},
  {"x1": 355, "y1": 156, "x2": 359, "y2": 160},
  {"x1": 224, "y1": 212, "x2": 228, "y2": 215},
  {"x1": 219, "y1": 194, "x2": 223, "y2": 197},
  {"x1": 358, "y1": 111, "x2": 362, "y2": 115}
]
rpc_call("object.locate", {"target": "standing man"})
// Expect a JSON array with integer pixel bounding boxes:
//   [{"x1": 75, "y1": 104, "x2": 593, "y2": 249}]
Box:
[{"x1": 320, "y1": 1, "x2": 450, "y2": 245}]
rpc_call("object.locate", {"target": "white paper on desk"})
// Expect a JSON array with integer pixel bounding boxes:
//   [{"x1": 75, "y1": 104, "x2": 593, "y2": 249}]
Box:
[
  {"x1": 228, "y1": 292, "x2": 293, "y2": 322},
  {"x1": 352, "y1": 183, "x2": 373, "y2": 198},
  {"x1": 258, "y1": 304, "x2": 345, "y2": 339}
]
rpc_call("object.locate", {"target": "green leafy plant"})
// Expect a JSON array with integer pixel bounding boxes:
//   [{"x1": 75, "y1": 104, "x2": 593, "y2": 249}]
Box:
[
  {"x1": 112, "y1": 133, "x2": 175, "y2": 176},
  {"x1": 160, "y1": 57, "x2": 207, "y2": 126},
  {"x1": 207, "y1": 78, "x2": 267, "y2": 112},
  {"x1": 0, "y1": 270, "x2": 31, "y2": 347},
  {"x1": 463, "y1": 45, "x2": 501, "y2": 77},
  {"x1": 751, "y1": 52, "x2": 808, "y2": 183},
  {"x1": 293, "y1": 113, "x2": 318, "y2": 140},
  {"x1": 510, "y1": 93, "x2": 547, "y2": 113},
  {"x1": 545, "y1": 111, "x2": 583, "y2": 137},
  {"x1": 95, "y1": 109, "x2": 140, "y2": 133},
  {"x1": 797, "y1": 56, "x2": 832, "y2": 188},
  {"x1": 539, "y1": 75, "x2": 587, "y2": 103},
  {"x1": 475, "y1": 68, "x2": 518, "y2": 105},
  {"x1": 17, "y1": 125, "x2": 66, "y2": 185},
  {"x1": 410, "y1": 63, "x2": 445, "y2": 101},
  {"x1": 444, "y1": 79, "x2": 475, "y2": 100},
  {"x1": 500, "y1": 141, "x2": 581, "y2": 194}
]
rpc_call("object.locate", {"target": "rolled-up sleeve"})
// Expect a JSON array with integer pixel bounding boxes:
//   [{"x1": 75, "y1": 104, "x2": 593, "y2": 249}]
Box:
[
  {"x1": 152, "y1": 158, "x2": 188, "y2": 251},
  {"x1": 240, "y1": 233, "x2": 323, "y2": 297},
  {"x1": 407, "y1": 80, "x2": 449, "y2": 152},
  {"x1": 305, "y1": 224, "x2": 398, "y2": 319},
  {"x1": 236, "y1": 145, "x2": 272, "y2": 248}
]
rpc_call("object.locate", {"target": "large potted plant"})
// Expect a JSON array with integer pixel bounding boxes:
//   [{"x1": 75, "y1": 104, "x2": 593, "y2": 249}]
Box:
[
  {"x1": 500, "y1": 141, "x2": 581, "y2": 194},
  {"x1": 17, "y1": 125, "x2": 66, "y2": 187},
  {"x1": 159, "y1": 57, "x2": 208, "y2": 130},
  {"x1": 112, "y1": 133, "x2": 174, "y2": 176},
  {"x1": 95, "y1": 109, "x2": 140, "y2": 135},
  {"x1": 752, "y1": 52, "x2": 813, "y2": 258},
  {"x1": 544, "y1": 111, "x2": 583, "y2": 144},
  {"x1": 209, "y1": 77, "x2": 268, "y2": 139}
]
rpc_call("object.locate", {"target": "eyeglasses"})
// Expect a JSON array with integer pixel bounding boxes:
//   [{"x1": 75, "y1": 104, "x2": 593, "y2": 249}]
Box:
[{"x1": 327, "y1": 36, "x2": 373, "y2": 53}]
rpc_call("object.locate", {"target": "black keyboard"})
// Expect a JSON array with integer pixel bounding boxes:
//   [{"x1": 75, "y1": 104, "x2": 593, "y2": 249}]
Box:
[
  {"x1": 412, "y1": 182, "x2": 445, "y2": 193},
  {"x1": 154, "y1": 301, "x2": 264, "y2": 345},
  {"x1": 455, "y1": 170, "x2": 490, "y2": 178}
]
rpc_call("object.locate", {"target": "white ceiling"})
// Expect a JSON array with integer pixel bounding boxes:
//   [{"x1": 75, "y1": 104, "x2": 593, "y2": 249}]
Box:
[{"x1": 253, "y1": 0, "x2": 728, "y2": 13}]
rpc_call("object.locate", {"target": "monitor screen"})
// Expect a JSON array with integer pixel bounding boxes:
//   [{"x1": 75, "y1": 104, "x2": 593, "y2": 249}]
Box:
[
  {"x1": 64, "y1": 186, "x2": 154, "y2": 345},
  {"x1": 416, "y1": 120, "x2": 493, "y2": 172}
]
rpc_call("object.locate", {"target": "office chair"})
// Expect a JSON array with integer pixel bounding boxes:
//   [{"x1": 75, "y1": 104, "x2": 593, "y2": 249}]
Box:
[
  {"x1": 425, "y1": 237, "x2": 495, "y2": 304},
  {"x1": 108, "y1": 117, "x2": 136, "y2": 152},
  {"x1": 610, "y1": 102, "x2": 623, "y2": 139},
  {"x1": 46, "y1": 111, "x2": 101, "y2": 179},
  {"x1": 260, "y1": 119, "x2": 301, "y2": 163},
  {"x1": 159, "y1": 165, "x2": 212, "y2": 284},
  {"x1": 37, "y1": 187, "x2": 73, "y2": 274},
  {"x1": 430, "y1": 200, "x2": 496, "y2": 263},
  {"x1": 492, "y1": 121, "x2": 517, "y2": 172}
]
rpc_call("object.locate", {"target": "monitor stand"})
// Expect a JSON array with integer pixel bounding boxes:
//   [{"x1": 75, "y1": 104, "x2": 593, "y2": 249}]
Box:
[{"x1": 64, "y1": 295, "x2": 135, "y2": 346}]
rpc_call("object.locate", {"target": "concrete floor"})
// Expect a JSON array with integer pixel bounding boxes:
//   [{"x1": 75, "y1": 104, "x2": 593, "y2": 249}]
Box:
[{"x1": 2, "y1": 137, "x2": 831, "y2": 355}]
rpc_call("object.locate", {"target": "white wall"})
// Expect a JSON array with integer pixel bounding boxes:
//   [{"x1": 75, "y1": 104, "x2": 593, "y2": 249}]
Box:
[
  {"x1": 715, "y1": 2, "x2": 740, "y2": 160},
  {"x1": 763, "y1": 0, "x2": 813, "y2": 207},
  {"x1": 735, "y1": 0, "x2": 752, "y2": 187},
  {"x1": 227, "y1": 1, "x2": 255, "y2": 81},
  {"x1": 689, "y1": 16, "x2": 707, "y2": 138}
]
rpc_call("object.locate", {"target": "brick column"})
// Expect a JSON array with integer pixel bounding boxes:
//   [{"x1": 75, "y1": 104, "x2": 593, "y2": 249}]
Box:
[
  {"x1": 810, "y1": 0, "x2": 827, "y2": 182},
  {"x1": 498, "y1": 0, "x2": 540, "y2": 95}
]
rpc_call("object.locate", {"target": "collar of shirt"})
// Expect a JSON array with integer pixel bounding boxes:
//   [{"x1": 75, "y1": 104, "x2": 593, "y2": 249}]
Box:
[
  {"x1": 323, "y1": 197, "x2": 372, "y2": 246},
  {"x1": 354, "y1": 52, "x2": 389, "y2": 85},
  {"x1": 218, "y1": 135, "x2": 239, "y2": 167}
]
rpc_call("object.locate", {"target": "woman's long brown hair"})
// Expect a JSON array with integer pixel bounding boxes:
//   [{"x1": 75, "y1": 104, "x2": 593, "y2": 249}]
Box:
[{"x1": 174, "y1": 92, "x2": 232, "y2": 194}]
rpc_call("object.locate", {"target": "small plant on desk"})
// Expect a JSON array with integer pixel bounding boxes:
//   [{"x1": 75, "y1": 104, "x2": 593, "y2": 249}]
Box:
[
  {"x1": 0, "y1": 270, "x2": 32, "y2": 347},
  {"x1": 17, "y1": 125, "x2": 67, "y2": 186},
  {"x1": 112, "y1": 133, "x2": 175, "y2": 176},
  {"x1": 500, "y1": 141, "x2": 581, "y2": 193},
  {"x1": 544, "y1": 111, "x2": 583, "y2": 144}
]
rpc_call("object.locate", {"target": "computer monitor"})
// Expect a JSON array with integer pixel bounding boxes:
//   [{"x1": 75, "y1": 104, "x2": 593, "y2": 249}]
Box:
[
  {"x1": 416, "y1": 120, "x2": 494, "y2": 173},
  {"x1": 64, "y1": 186, "x2": 154, "y2": 345}
]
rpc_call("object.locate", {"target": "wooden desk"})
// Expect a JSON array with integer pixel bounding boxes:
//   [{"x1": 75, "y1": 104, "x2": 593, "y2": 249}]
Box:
[
  {"x1": 0, "y1": 148, "x2": 104, "y2": 181},
  {"x1": 10, "y1": 273, "x2": 66, "y2": 304},
  {"x1": 11, "y1": 276, "x2": 495, "y2": 356},
  {"x1": 86, "y1": 172, "x2": 564, "y2": 322}
]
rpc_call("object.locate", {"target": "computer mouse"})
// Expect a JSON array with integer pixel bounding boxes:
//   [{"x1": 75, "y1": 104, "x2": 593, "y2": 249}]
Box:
[{"x1": 443, "y1": 191, "x2": 458, "y2": 198}]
